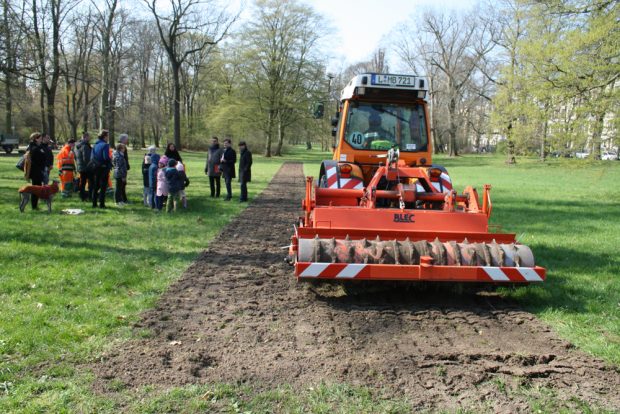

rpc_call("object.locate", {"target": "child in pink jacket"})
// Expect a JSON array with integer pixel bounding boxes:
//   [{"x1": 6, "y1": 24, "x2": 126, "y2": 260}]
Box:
[{"x1": 155, "y1": 155, "x2": 169, "y2": 211}]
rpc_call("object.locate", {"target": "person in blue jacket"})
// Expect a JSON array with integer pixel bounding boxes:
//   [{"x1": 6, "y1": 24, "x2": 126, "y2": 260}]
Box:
[
  {"x1": 91, "y1": 130, "x2": 112, "y2": 208},
  {"x1": 148, "y1": 153, "x2": 160, "y2": 209}
]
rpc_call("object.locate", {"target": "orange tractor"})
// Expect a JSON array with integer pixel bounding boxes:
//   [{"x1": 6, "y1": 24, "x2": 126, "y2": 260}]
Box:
[{"x1": 288, "y1": 73, "x2": 545, "y2": 285}]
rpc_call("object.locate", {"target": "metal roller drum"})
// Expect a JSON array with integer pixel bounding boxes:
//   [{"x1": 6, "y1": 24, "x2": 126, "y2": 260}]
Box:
[{"x1": 298, "y1": 236, "x2": 536, "y2": 267}]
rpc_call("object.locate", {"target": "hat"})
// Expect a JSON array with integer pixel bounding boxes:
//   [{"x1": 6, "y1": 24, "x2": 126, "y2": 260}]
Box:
[
  {"x1": 167, "y1": 158, "x2": 177, "y2": 167},
  {"x1": 176, "y1": 162, "x2": 185, "y2": 172},
  {"x1": 67, "y1": 138, "x2": 76, "y2": 144},
  {"x1": 159, "y1": 155, "x2": 169, "y2": 165},
  {"x1": 147, "y1": 145, "x2": 157, "y2": 154},
  {"x1": 238, "y1": 141, "x2": 246, "y2": 146}
]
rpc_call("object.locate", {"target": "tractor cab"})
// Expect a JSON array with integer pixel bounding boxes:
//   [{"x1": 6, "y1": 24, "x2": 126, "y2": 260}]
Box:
[{"x1": 332, "y1": 73, "x2": 432, "y2": 180}]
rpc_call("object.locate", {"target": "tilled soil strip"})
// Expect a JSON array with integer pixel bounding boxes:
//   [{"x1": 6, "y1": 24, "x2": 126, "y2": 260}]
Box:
[{"x1": 95, "y1": 162, "x2": 620, "y2": 412}]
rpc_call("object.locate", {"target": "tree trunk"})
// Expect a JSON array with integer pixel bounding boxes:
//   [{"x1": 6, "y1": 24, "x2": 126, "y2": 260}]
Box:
[
  {"x1": 448, "y1": 96, "x2": 458, "y2": 156},
  {"x1": 171, "y1": 61, "x2": 182, "y2": 149},
  {"x1": 39, "y1": 83, "x2": 46, "y2": 133},
  {"x1": 3, "y1": 0, "x2": 12, "y2": 134},
  {"x1": 46, "y1": 80, "x2": 58, "y2": 140},
  {"x1": 275, "y1": 118, "x2": 284, "y2": 156},
  {"x1": 264, "y1": 109, "x2": 274, "y2": 157},
  {"x1": 540, "y1": 120, "x2": 548, "y2": 162},
  {"x1": 82, "y1": 86, "x2": 93, "y2": 133},
  {"x1": 590, "y1": 110, "x2": 605, "y2": 159},
  {"x1": 65, "y1": 79, "x2": 78, "y2": 140}
]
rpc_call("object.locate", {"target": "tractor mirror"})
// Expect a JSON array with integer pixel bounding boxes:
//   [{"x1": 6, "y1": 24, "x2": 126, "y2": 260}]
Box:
[
  {"x1": 330, "y1": 116, "x2": 339, "y2": 127},
  {"x1": 331, "y1": 127, "x2": 337, "y2": 137},
  {"x1": 313, "y1": 102, "x2": 324, "y2": 119}
]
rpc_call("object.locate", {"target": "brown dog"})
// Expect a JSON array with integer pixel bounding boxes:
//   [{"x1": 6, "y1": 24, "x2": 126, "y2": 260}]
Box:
[{"x1": 19, "y1": 180, "x2": 59, "y2": 213}]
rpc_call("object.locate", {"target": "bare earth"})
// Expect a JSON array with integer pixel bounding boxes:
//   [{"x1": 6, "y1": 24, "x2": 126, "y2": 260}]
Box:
[{"x1": 93, "y1": 162, "x2": 620, "y2": 412}]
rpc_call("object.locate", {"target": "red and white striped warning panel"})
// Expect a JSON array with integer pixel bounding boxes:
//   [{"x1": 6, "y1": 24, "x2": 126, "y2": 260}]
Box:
[
  {"x1": 325, "y1": 165, "x2": 364, "y2": 190},
  {"x1": 430, "y1": 173, "x2": 453, "y2": 193},
  {"x1": 296, "y1": 262, "x2": 545, "y2": 283}
]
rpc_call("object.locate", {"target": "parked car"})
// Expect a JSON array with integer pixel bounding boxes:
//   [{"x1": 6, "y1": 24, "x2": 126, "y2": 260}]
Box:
[
  {"x1": 575, "y1": 151, "x2": 590, "y2": 159},
  {"x1": 0, "y1": 133, "x2": 19, "y2": 153},
  {"x1": 602, "y1": 151, "x2": 618, "y2": 161},
  {"x1": 551, "y1": 150, "x2": 572, "y2": 158}
]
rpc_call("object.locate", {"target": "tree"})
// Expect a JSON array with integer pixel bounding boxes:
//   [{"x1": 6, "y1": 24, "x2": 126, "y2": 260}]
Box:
[
  {"x1": 29, "y1": 0, "x2": 76, "y2": 140},
  {"x1": 237, "y1": 0, "x2": 326, "y2": 156},
  {"x1": 142, "y1": 0, "x2": 235, "y2": 149},
  {"x1": 0, "y1": 0, "x2": 28, "y2": 134},
  {"x1": 93, "y1": 0, "x2": 118, "y2": 141},
  {"x1": 60, "y1": 7, "x2": 97, "y2": 140},
  {"x1": 490, "y1": 0, "x2": 619, "y2": 160}
]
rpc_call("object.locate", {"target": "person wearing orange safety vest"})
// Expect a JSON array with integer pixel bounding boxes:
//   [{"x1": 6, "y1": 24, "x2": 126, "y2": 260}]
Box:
[
  {"x1": 107, "y1": 147, "x2": 115, "y2": 195},
  {"x1": 56, "y1": 139, "x2": 76, "y2": 197}
]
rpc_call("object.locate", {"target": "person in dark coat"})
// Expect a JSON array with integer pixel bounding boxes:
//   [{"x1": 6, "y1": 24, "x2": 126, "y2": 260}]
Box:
[
  {"x1": 238, "y1": 141, "x2": 252, "y2": 202},
  {"x1": 148, "y1": 153, "x2": 160, "y2": 209},
  {"x1": 74, "y1": 132, "x2": 93, "y2": 201},
  {"x1": 26, "y1": 132, "x2": 47, "y2": 209},
  {"x1": 205, "y1": 136, "x2": 223, "y2": 198},
  {"x1": 112, "y1": 143, "x2": 128, "y2": 206},
  {"x1": 165, "y1": 143, "x2": 182, "y2": 163},
  {"x1": 91, "y1": 130, "x2": 112, "y2": 208},
  {"x1": 41, "y1": 133, "x2": 54, "y2": 185},
  {"x1": 219, "y1": 138, "x2": 236, "y2": 201}
]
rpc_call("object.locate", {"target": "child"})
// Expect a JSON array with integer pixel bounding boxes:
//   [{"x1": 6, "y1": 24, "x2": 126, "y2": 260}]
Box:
[
  {"x1": 156, "y1": 155, "x2": 169, "y2": 211},
  {"x1": 148, "y1": 153, "x2": 160, "y2": 209},
  {"x1": 175, "y1": 161, "x2": 190, "y2": 208},
  {"x1": 164, "y1": 158, "x2": 183, "y2": 212}
]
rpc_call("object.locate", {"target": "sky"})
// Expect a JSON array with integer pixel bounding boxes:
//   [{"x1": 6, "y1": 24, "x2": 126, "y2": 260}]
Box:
[{"x1": 303, "y1": 0, "x2": 477, "y2": 72}]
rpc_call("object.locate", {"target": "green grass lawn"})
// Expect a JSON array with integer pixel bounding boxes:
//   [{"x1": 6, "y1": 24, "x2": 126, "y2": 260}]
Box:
[
  {"x1": 434, "y1": 155, "x2": 620, "y2": 365},
  {"x1": 0, "y1": 147, "x2": 618, "y2": 413}
]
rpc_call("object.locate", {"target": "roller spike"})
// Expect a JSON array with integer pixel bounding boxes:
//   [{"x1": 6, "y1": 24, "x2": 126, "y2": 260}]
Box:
[
  {"x1": 393, "y1": 240, "x2": 400, "y2": 264},
  {"x1": 312, "y1": 235, "x2": 321, "y2": 262}
]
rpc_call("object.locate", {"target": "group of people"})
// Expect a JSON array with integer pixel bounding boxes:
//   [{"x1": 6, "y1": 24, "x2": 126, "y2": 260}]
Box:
[
  {"x1": 205, "y1": 136, "x2": 253, "y2": 202},
  {"x1": 21, "y1": 130, "x2": 253, "y2": 211},
  {"x1": 142, "y1": 144, "x2": 189, "y2": 212}
]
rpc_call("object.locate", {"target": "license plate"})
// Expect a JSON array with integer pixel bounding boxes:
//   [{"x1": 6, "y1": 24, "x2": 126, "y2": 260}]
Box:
[{"x1": 371, "y1": 74, "x2": 416, "y2": 87}]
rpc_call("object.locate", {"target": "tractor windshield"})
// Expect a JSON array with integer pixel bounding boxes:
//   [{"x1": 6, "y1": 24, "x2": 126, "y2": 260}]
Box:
[{"x1": 344, "y1": 102, "x2": 428, "y2": 152}]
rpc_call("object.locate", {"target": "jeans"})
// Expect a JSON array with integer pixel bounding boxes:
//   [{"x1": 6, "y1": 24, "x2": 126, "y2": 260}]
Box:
[
  {"x1": 92, "y1": 167, "x2": 109, "y2": 207},
  {"x1": 224, "y1": 174, "x2": 232, "y2": 199},
  {"x1": 79, "y1": 171, "x2": 93, "y2": 201},
  {"x1": 150, "y1": 187, "x2": 157, "y2": 209},
  {"x1": 156, "y1": 195, "x2": 167, "y2": 211},
  {"x1": 209, "y1": 175, "x2": 221, "y2": 197},
  {"x1": 115, "y1": 178, "x2": 126, "y2": 203}
]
